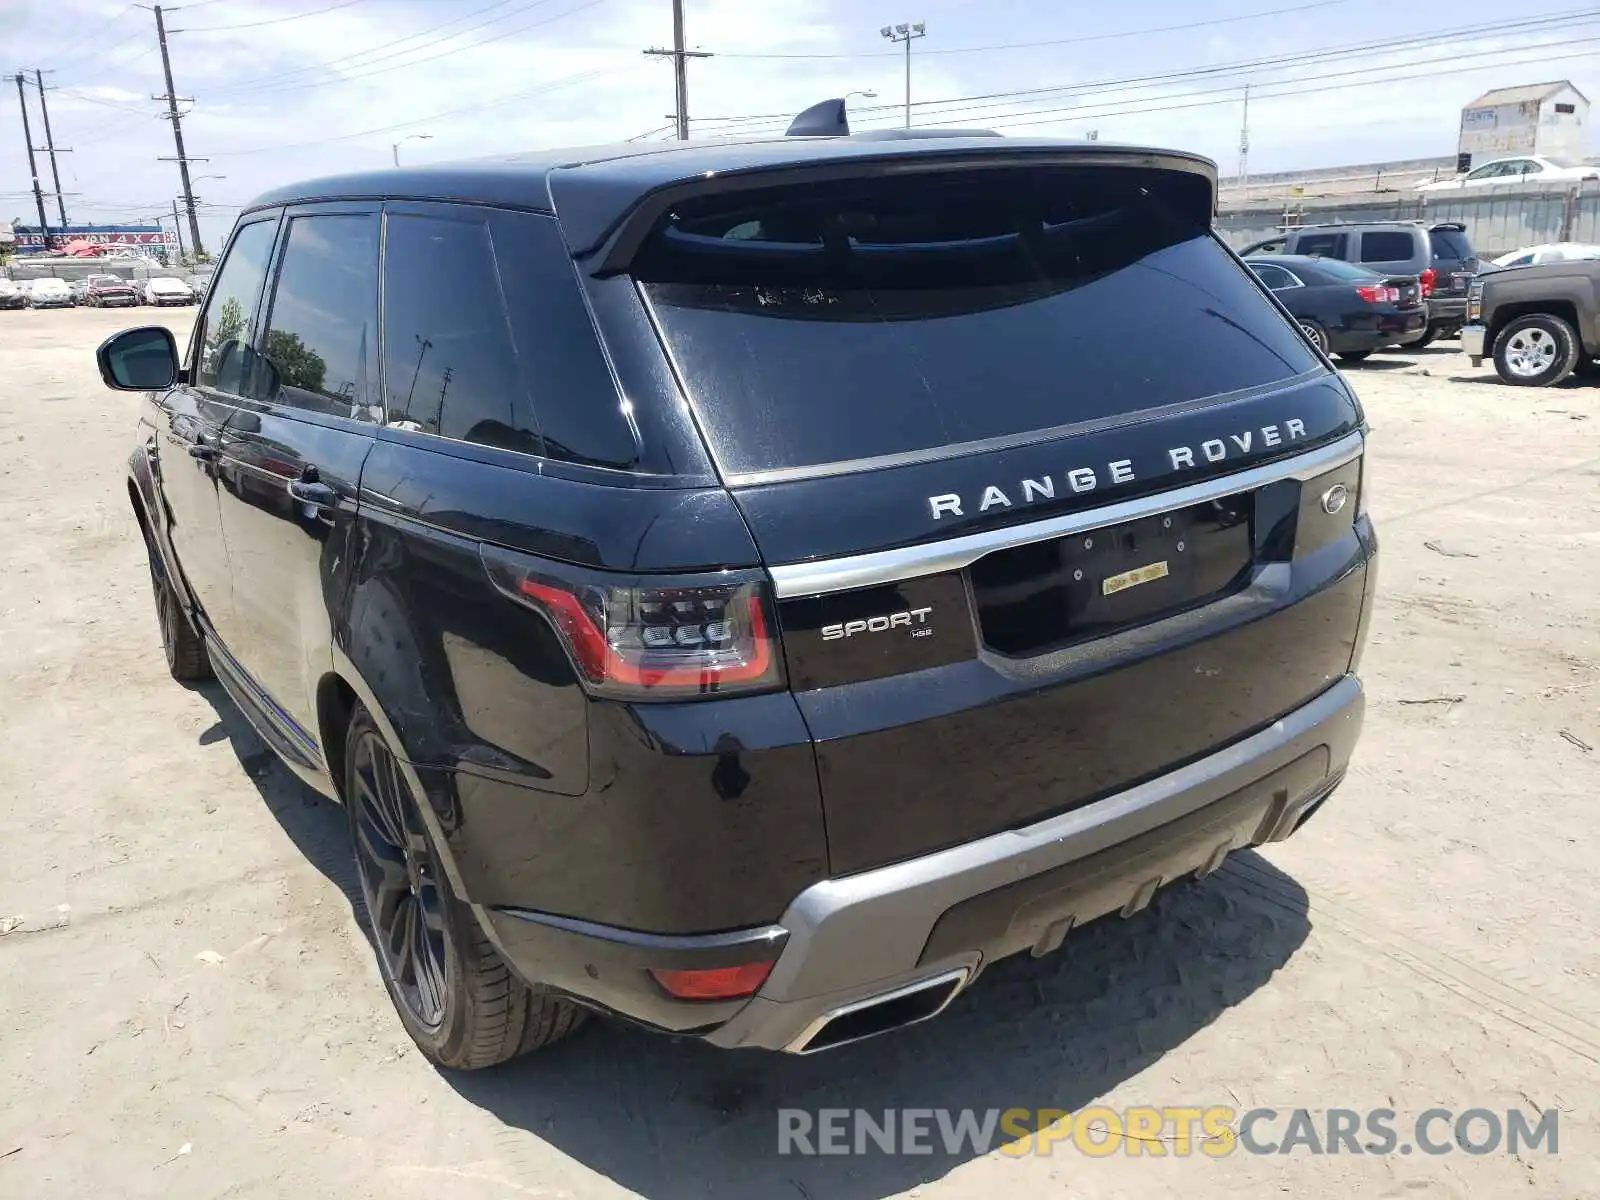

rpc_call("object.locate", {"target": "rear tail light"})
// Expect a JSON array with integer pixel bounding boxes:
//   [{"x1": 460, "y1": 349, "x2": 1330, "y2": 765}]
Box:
[
  {"x1": 481, "y1": 546, "x2": 784, "y2": 700},
  {"x1": 1419, "y1": 267, "x2": 1437, "y2": 297},
  {"x1": 1355, "y1": 284, "x2": 1398, "y2": 304},
  {"x1": 650, "y1": 960, "x2": 775, "y2": 1000}
]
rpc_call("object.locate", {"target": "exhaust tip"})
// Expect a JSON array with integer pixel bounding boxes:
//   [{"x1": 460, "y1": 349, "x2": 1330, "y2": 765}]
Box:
[{"x1": 788, "y1": 969, "x2": 969, "y2": 1054}]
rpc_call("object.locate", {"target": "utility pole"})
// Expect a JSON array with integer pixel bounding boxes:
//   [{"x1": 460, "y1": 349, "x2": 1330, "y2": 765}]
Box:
[
  {"x1": 880, "y1": 22, "x2": 926, "y2": 128},
  {"x1": 170, "y1": 199, "x2": 187, "y2": 262},
  {"x1": 1238, "y1": 84, "x2": 1251, "y2": 192},
  {"x1": 34, "y1": 70, "x2": 71, "y2": 228},
  {"x1": 145, "y1": 4, "x2": 206, "y2": 257},
  {"x1": 643, "y1": 0, "x2": 712, "y2": 141},
  {"x1": 12, "y1": 74, "x2": 51, "y2": 248}
]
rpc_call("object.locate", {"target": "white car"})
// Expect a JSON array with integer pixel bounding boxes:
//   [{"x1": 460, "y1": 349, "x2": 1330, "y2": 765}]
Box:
[
  {"x1": 26, "y1": 278, "x2": 74, "y2": 308},
  {"x1": 1418, "y1": 155, "x2": 1600, "y2": 193},
  {"x1": 1489, "y1": 242, "x2": 1600, "y2": 268},
  {"x1": 143, "y1": 277, "x2": 196, "y2": 306},
  {"x1": 0, "y1": 280, "x2": 27, "y2": 310}
]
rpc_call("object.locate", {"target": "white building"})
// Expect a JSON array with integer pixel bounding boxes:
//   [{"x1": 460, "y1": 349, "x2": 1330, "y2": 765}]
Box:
[{"x1": 1459, "y1": 81, "x2": 1589, "y2": 164}]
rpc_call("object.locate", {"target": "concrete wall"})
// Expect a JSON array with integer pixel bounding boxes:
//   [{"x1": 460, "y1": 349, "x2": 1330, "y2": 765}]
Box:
[{"x1": 1216, "y1": 179, "x2": 1600, "y2": 258}]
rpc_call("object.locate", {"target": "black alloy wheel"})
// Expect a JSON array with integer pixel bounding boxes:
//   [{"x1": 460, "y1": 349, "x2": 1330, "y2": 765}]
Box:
[
  {"x1": 349, "y1": 723, "x2": 450, "y2": 1033},
  {"x1": 143, "y1": 529, "x2": 211, "y2": 682},
  {"x1": 342, "y1": 703, "x2": 586, "y2": 1067}
]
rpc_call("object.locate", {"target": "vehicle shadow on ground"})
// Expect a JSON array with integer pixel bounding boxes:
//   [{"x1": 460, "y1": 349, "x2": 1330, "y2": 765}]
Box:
[
  {"x1": 193, "y1": 682, "x2": 1312, "y2": 1200},
  {"x1": 193, "y1": 683, "x2": 366, "y2": 913},
  {"x1": 452, "y1": 859, "x2": 1310, "y2": 1199}
]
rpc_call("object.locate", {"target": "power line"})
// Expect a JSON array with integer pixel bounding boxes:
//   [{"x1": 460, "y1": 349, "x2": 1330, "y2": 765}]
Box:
[
  {"x1": 174, "y1": 0, "x2": 371, "y2": 34},
  {"x1": 196, "y1": 0, "x2": 528, "y2": 97},
  {"x1": 709, "y1": 0, "x2": 1359, "y2": 59},
  {"x1": 693, "y1": 11, "x2": 1600, "y2": 134},
  {"x1": 207, "y1": 63, "x2": 613, "y2": 157},
  {"x1": 205, "y1": 0, "x2": 584, "y2": 99},
  {"x1": 977, "y1": 43, "x2": 1600, "y2": 134}
]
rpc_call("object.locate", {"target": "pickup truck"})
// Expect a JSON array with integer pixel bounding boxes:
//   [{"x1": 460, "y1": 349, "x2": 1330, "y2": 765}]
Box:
[{"x1": 1463, "y1": 258, "x2": 1600, "y2": 386}]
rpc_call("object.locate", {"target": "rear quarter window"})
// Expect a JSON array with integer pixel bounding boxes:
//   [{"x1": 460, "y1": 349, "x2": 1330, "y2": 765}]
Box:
[
  {"x1": 1358, "y1": 231, "x2": 1418, "y2": 263},
  {"x1": 634, "y1": 165, "x2": 1319, "y2": 478}
]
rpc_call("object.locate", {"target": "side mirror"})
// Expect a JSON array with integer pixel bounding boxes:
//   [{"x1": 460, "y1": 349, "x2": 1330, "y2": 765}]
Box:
[{"x1": 96, "y1": 326, "x2": 179, "y2": 391}]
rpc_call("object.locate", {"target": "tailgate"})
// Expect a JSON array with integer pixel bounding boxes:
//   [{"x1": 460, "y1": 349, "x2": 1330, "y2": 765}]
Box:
[
  {"x1": 746, "y1": 385, "x2": 1365, "y2": 874},
  {"x1": 622, "y1": 153, "x2": 1370, "y2": 874}
]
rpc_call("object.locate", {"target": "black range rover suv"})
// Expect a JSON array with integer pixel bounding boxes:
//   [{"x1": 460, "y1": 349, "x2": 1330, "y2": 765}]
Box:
[{"x1": 99, "y1": 130, "x2": 1376, "y2": 1067}]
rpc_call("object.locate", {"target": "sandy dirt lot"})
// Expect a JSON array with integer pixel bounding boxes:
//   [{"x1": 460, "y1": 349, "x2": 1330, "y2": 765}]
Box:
[{"x1": 1, "y1": 306, "x2": 1597, "y2": 1198}]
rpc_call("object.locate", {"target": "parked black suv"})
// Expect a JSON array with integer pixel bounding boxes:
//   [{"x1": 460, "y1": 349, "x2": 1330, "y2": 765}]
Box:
[
  {"x1": 1242, "y1": 221, "x2": 1478, "y2": 346},
  {"x1": 100, "y1": 131, "x2": 1376, "y2": 1067}
]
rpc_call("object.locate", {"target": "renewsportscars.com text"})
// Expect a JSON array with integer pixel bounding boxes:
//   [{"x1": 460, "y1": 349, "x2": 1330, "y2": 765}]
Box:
[{"x1": 777, "y1": 1106, "x2": 1559, "y2": 1158}]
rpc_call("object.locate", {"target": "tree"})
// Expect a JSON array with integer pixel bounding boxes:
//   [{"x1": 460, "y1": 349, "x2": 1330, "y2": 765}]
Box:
[
  {"x1": 213, "y1": 296, "x2": 245, "y2": 347},
  {"x1": 265, "y1": 329, "x2": 326, "y2": 392}
]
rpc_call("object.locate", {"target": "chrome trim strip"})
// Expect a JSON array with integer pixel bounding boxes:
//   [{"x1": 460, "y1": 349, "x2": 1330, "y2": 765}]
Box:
[
  {"x1": 768, "y1": 430, "x2": 1363, "y2": 598},
  {"x1": 785, "y1": 967, "x2": 970, "y2": 1054},
  {"x1": 721, "y1": 369, "x2": 1331, "y2": 489}
]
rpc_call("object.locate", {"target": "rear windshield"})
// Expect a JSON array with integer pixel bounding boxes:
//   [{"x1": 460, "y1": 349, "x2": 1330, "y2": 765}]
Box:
[
  {"x1": 633, "y1": 166, "x2": 1319, "y2": 477},
  {"x1": 1430, "y1": 229, "x2": 1475, "y2": 260}
]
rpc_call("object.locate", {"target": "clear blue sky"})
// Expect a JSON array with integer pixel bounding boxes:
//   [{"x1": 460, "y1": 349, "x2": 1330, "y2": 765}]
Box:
[{"x1": 5, "y1": 0, "x2": 1596, "y2": 250}]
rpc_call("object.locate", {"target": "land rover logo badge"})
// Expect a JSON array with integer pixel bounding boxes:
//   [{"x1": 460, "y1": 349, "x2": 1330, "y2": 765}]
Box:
[{"x1": 1321, "y1": 483, "x2": 1349, "y2": 515}]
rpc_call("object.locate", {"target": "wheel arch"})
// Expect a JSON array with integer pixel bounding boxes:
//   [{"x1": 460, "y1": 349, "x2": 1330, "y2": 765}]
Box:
[
  {"x1": 1488, "y1": 299, "x2": 1580, "y2": 353},
  {"x1": 317, "y1": 650, "x2": 475, "y2": 903}
]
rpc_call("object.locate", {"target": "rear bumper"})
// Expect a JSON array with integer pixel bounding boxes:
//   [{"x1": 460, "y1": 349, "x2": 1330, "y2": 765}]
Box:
[
  {"x1": 484, "y1": 672, "x2": 1365, "y2": 1051},
  {"x1": 1428, "y1": 296, "x2": 1467, "y2": 324},
  {"x1": 709, "y1": 673, "x2": 1363, "y2": 1051}
]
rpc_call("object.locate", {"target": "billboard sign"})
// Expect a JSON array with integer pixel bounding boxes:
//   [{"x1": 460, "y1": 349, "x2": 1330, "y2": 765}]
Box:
[{"x1": 11, "y1": 224, "x2": 177, "y2": 252}]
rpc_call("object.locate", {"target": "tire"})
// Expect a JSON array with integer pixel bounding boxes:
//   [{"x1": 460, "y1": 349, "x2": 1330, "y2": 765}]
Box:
[
  {"x1": 1337, "y1": 350, "x2": 1372, "y2": 363},
  {"x1": 142, "y1": 527, "x2": 212, "y2": 682},
  {"x1": 1297, "y1": 320, "x2": 1329, "y2": 354},
  {"x1": 345, "y1": 704, "x2": 584, "y2": 1069},
  {"x1": 1406, "y1": 327, "x2": 1437, "y2": 350},
  {"x1": 1492, "y1": 314, "x2": 1580, "y2": 387}
]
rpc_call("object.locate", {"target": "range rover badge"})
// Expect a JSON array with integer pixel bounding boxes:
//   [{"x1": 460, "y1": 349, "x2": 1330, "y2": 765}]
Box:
[{"x1": 1321, "y1": 483, "x2": 1349, "y2": 515}]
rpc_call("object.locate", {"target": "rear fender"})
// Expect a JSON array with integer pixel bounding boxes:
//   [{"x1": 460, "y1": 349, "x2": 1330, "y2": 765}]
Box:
[{"x1": 324, "y1": 645, "x2": 476, "y2": 905}]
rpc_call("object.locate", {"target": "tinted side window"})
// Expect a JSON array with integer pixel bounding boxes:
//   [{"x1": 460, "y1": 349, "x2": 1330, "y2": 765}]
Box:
[
  {"x1": 382, "y1": 212, "x2": 537, "y2": 453},
  {"x1": 195, "y1": 219, "x2": 278, "y2": 395},
  {"x1": 1294, "y1": 232, "x2": 1348, "y2": 259},
  {"x1": 490, "y1": 212, "x2": 638, "y2": 469},
  {"x1": 258, "y1": 213, "x2": 380, "y2": 419},
  {"x1": 1358, "y1": 231, "x2": 1416, "y2": 263},
  {"x1": 1248, "y1": 262, "x2": 1294, "y2": 289}
]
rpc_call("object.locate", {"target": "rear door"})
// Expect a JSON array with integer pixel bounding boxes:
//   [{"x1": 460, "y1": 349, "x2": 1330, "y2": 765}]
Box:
[
  {"x1": 625, "y1": 161, "x2": 1368, "y2": 873},
  {"x1": 212, "y1": 205, "x2": 380, "y2": 760},
  {"x1": 155, "y1": 214, "x2": 279, "y2": 650}
]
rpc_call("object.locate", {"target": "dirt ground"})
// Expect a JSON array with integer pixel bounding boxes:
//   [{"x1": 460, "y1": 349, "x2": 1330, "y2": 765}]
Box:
[{"x1": 1, "y1": 305, "x2": 1597, "y2": 1198}]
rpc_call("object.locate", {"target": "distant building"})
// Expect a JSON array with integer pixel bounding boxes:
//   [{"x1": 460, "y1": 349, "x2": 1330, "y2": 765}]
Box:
[
  {"x1": 12, "y1": 223, "x2": 176, "y2": 254},
  {"x1": 1459, "y1": 81, "x2": 1589, "y2": 164}
]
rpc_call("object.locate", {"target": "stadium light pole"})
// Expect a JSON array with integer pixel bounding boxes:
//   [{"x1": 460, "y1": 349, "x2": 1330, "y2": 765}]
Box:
[{"x1": 879, "y1": 22, "x2": 926, "y2": 128}]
